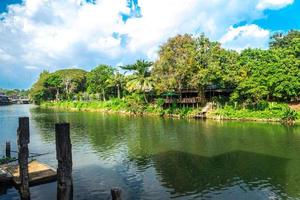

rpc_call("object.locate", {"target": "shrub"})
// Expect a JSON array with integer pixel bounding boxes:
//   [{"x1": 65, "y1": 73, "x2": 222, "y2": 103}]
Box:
[
  {"x1": 214, "y1": 102, "x2": 295, "y2": 121},
  {"x1": 281, "y1": 107, "x2": 298, "y2": 123},
  {"x1": 124, "y1": 94, "x2": 146, "y2": 114}
]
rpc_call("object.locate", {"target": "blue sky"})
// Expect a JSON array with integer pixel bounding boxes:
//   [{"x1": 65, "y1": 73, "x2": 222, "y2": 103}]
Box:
[
  {"x1": 255, "y1": 0, "x2": 300, "y2": 31},
  {"x1": 0, "y1": 0, "x2": 299, "y2": 89},
  {"x1": 0, "y1": 0, "x2": 21, "y2": 12}
]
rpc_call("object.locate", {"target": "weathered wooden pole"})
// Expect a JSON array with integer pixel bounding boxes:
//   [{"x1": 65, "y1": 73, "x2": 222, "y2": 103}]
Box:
[
  {"x1": 55, "y1": 123, "x2": 73, "y2": 200},
  {"x1": 111, "y1": 188, "x2": 122, "y2": 200},
  {"x1": 17, "y1": 117, "x2": 30, "y2": 200},
  {"x1": 5, "y1": 141, "x2": 11, "y2": 158}
]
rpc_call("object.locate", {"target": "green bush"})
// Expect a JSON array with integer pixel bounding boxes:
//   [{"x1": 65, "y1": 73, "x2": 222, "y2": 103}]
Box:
[
  {"x1": 214, "y1": 102, "x2": 293, "y2": 120},
  {"x1": 281, "y1": 107, "x2": 298, "y2": 123},
  {"x1": 40, "y1": 97, "x2": 202, "y2": 118},
  {"x1": 124, "y1": 94, "x2": 146, "y2": 114}
]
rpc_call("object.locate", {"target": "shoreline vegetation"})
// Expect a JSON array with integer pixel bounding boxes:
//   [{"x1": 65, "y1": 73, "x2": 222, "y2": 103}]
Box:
[
  {"x1": 30, "y1": 31, "x2": 300, "y2": 125},
  {"x1": 40, "y1": 100, "x2": 300, "y2": 124}
]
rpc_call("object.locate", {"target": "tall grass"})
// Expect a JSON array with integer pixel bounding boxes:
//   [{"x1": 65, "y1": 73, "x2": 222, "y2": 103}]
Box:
[
  {"x1": 213, "y1": 102, "x2": 299, "y2": 122},
  {"x1": 41, "y1": 96, "x2": 200, "y2": 118}
]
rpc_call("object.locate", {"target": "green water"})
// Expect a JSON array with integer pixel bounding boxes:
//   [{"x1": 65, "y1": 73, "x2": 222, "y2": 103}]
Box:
[{"x1": 1, "y1": 105, "x2": 300, "y2": 199}]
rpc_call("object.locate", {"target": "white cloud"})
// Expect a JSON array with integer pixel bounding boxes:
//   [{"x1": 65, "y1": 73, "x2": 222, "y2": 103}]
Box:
[
  {"x1": 257, "y1": 0, "x2": 294, "y2": 10},
  {"x1": 220, "y1": 24, "x2": 270, "y2": 51},
  {"x1": 24, "y1": 66, "x2": 39, "y2": 70},
  {"x1": 0, "y1": 48, "x2": 12, "y2": 61},
  {"x1": 0, "y1": 0, "x2": 294, "y2": 88}
]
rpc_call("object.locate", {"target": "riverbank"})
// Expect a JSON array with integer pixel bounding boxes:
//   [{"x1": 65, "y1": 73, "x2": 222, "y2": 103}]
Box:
[
  {"x1": 209, "y1": 103, "x2": 300, "y2": 124},
  {"x1": 40, "y1": 100, "x2": 300, "y2": 124},
  {"x1": 40, "y1": 100, "x2": 200, "y2": 119},
  {"x1": 210, "y1": 103, "x2": 300, "y2": 121}
]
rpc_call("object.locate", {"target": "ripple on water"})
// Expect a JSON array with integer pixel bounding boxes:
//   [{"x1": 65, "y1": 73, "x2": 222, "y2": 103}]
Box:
[{"x1": 2, "y1": 106, "x2": 300, "y2": 200}]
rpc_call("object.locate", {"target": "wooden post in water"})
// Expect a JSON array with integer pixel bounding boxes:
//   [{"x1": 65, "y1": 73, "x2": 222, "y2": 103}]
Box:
[
  {"x1": 5, "y1": 141, "x2": 11, "y2": 158},
  {"x1": 111, "y1": 188, "x2": 122, "y2": 200},
  {"x1": 17, "y1": 117, "x2": 30, "y2": 200},
  {"x1": 55, "y1": 123, "x2": 73, "y2": 200}
]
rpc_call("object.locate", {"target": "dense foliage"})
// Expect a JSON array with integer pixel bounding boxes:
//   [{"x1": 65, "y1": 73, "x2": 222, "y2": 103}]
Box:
[
  {"x1": 211, "y1": 102, "x2": 298, "y2": 120},
  {"x1": 30, "y1": 30, "x2": 300, "y2": 121},
  {"x1": 0, "y1": 88, "x2": 29, "y2": 97},
  {"x1": 30, "y1": 69, "x2": 87, "y2": 103}
]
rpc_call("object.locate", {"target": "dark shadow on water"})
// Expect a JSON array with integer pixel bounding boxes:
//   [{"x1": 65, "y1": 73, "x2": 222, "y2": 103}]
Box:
[
  {"x1": 0, "y1": 184, "x2": 11, "y2": 196},
  {"x1": 152, "y1": 150, "x2": 290, "y2": 198}
]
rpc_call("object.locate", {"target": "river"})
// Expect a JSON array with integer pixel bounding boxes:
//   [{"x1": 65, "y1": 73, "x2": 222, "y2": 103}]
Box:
[{"x1": 1, "y1": 104, "x2": 300, "y2": 200}]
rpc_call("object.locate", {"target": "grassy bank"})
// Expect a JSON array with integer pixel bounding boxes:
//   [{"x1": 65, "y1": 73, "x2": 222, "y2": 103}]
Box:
[
  {"x1": 40, "y1": 98, "x2": 200, "y2": 118},
  {"x1": 41, "y1": 99, "x2": 299, "y2": 124},
  {"x1": 209, "y1": 102, "x2": 300, "y2": 123}
]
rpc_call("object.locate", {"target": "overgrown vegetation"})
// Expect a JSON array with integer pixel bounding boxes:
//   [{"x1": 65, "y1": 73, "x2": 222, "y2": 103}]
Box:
[
  {"x1": 30, "y1": 30, "x2": 300, "y2": 122},
  {"x1": 211, "y1": 102, "x2": 295, "y2": 119},
  {"x1": 41, "y1": 97, "x2": 198, "y2": 118}
]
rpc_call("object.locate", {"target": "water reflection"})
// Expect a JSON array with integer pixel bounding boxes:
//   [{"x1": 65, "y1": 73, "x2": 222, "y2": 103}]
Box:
[
  {"x1": 152, "y1": 150, "x2": 290, "y2": 199},
  {"x1": 1, "y1": 105, "x2": 300, "y2": 199},
  {"x1": 30, "y1": 107, "x2": 300, "y2": 199}
]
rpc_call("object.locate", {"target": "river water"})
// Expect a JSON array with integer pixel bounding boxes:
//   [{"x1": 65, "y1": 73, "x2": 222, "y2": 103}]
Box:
[{"x1": 1, "y1": 105, "x2": 300, "y2": 200}]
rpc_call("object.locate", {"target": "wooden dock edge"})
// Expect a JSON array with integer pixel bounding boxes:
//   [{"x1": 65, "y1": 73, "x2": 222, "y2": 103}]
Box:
[{"x1": 1, "y1": 161, "x2": 57, "y2": 187}]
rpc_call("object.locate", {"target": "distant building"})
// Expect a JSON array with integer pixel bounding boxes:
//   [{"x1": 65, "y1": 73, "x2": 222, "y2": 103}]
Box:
[
  {"x1": 0, "y1": 94, "x2": 10, "y2": 105},
  {"x1": 161, "y1": 85, "x2": 234, "y2": 107}
]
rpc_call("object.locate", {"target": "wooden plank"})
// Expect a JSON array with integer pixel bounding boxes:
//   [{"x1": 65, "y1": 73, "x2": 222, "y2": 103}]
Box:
[
  {"x1": 13, "y1": 169, "x2": 56, "y2": 186},
  {"x1": 0, "y1": 168, "x2": 13, "y2": 184},
  {"x1": 2, "y1": 160, "x2": 56, "y2": 186}
]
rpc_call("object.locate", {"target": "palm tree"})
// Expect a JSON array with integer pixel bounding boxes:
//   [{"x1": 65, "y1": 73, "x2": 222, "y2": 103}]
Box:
[
  {"x1": 106, "y1": 71, "x2": 125, "y2": 99},
  {"x1": 122, "y1": 60, "x2": 154, "y2": 103}
]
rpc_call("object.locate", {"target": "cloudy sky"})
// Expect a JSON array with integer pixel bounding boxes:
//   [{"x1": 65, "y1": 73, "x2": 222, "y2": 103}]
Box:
[{"x1": 0, "y1": 0, "x2": 299, "y2": 89}]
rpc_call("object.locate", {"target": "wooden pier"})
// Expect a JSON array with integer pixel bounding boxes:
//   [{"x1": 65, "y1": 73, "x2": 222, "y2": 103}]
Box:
[
  {"x1": 194, "y1": 102, "x2": 213, "y2": 119},
  {"x1": 0, "y1": 160, "x2": 56, "y2": 186},
  {"x1": 1, "y1": 117, "x2": 123, "y2": 199}
]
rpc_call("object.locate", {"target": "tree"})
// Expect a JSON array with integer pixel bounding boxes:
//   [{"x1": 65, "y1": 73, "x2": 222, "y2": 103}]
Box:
[
  {"x1": 29, "y1": 29, "x2": 300, "y2": 107},
  {"x1": 122, "y1": 60, "x2": 153, "y2": 103},
  {"x1": 44, "y1": 74, "x2": 63, "y2": 100},
  {"x1": 56, "y1": 69, "x2": 87, "y2": 100},
  {"x1": 106, "y1": 70, "x2": 125, "y2": 99},
  {"x1": 153, "y1": 34, "x2": 197, "y2": 97},
  {"x1": 29, "y1": 71, "x2": 51, "y2": 104},
  {"x1": 30, "y1": 69, "x2": 87, "y2": 103},
  {"x1": 270, "y1": 30, "x2": 300, "y2": 49},
  {"x1": 153, "y1": 34, "x2": 239, "y2": 100},
  {"x1": 87, "y1": 65, "x2": 114, "y2": 101},
  {"x1": 189, "y1": 34, "x2": 240, "y2": 98},
  {"x1": 232, "y1": 48, "x2": 300, "y2": 103}
]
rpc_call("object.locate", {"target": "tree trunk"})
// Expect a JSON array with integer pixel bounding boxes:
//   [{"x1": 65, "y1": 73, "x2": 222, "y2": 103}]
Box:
[
  {"x1": 179, "y1": 88, "x2": 182, "y2": 101},
  {"x1": 102, "y1": 88, "x2": 106, "y2": 101},
  {"x1": 143, "y1": 92, "x2": 148, "y2": 103},
  {"x1": 56, "y1": 89, "x2": 60, "y2": 101},
  {"x1": 117, "y1": 85, "x2": 121, "y2": 99},
  {"x1": 178, "y1": 82, "x2": 182, "y2": 100}
]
